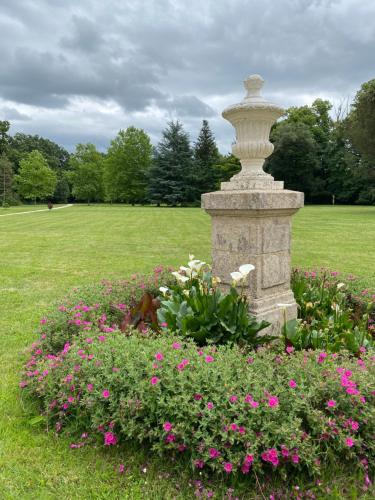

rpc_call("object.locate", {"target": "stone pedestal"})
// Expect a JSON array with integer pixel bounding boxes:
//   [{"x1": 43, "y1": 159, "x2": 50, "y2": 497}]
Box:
[
  {"x1": 202, "y1": 189, "x2": 303, "y2": 334},
  {"x1": 201, "y1": 74, "x2": 304, "y2": 334}
]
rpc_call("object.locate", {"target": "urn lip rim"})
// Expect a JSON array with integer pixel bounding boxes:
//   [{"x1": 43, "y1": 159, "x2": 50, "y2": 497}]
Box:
[{"x1": 222, "y1": 101, "x2": 284, "y2": 119}]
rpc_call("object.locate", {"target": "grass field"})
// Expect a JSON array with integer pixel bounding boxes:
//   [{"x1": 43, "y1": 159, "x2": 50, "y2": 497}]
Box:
[{"x1": 0, "y1": 204, "x2": 374, "y2": 499}]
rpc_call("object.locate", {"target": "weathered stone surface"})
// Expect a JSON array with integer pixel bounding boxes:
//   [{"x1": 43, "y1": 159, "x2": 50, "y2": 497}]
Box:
[{"x1": 201, "y1": 74, "x2": 304, "y2": 335}]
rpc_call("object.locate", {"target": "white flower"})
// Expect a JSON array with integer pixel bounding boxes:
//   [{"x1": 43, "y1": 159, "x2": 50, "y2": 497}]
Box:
[
  {"x1": 230, "y1": 263, "x2": 255, "y2": 283},
  {"x1": 239, "y1": 264, "x2": 255, "y2": 276},
  {"x1": 159, "y1": 286, "x2": 169, "y2": 296},
  {"x1": 189, "y1": 254, "x2": 195, "y2": 261},
  {"x1": 171, "y1": 271, "x2": 189, "y2": 283},
  {"x1": 188, "y1": 259, "x2": 205, "y2": 272},
  {"x1": 337, "y1": 283, "x2": 345, "y2": 290}
]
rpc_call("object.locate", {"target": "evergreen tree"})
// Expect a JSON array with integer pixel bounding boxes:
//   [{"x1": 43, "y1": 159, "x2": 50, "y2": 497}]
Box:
[
  {"x1": 68, "y1": 143, "x2": 104, "y2": 204},
  {"x1": 0, "y1": 153, "x2": 15, "y2": 206},
  {"x1": 193, "y1": 120, "x2": 220, "y2": 196},
  {"x1": 53, "y1": 175, "x2": 71, "y2": 204},
  {"x1": 15, "y1": 150, "x2": 57, "y2": 203},
  {"x1": 0, "y1": 121, "x2": 10, "y2": 156},
  {"x1": 105, "y1": 127, "x2": 152, "y2": 204},
  {"x1": 148, "y1": 121, "x2": 194, "y2": 206}
]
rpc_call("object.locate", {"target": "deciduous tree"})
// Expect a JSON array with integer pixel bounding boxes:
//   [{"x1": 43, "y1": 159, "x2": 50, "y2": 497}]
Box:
[{"x1": 15, "y1": 150, "x2": 57, "y2": 203}]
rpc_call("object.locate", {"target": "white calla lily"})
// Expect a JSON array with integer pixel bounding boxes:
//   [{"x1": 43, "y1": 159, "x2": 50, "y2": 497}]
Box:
[
  {"x1": 230, "y1": 271, "x2": 243, "y2": 282},
  {"x1": 171, "y1": 271, "x2": 189, "y2": 283},
  {"x1": 189, "y1": 254, "x2": 195, "y2": 261},
  {"x1": 239, "y1": 264, "x2": 255, "y2": 276},
  {"x1": 159, "y1": 286, "x2": 169, "y2": 296}
]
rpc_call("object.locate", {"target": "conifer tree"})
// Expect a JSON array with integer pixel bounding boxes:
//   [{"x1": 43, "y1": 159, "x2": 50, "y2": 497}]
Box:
[
  {"x1": 148, "y1": 121, "x2": 194, "y2": 206},
  {"x1": 193, "y1": 120, "x2": 220, "y2": 195},
  {"x1": 0, "y1": 153, "x2": 14, "y2": 206}
]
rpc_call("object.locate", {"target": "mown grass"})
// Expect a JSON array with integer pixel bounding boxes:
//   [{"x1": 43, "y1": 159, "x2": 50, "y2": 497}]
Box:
[{"x1": 0, "y1": 204, "x2": 374, "y2": 499}]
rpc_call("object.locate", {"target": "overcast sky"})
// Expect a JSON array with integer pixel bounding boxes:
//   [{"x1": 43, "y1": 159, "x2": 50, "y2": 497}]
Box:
[{"x1": 0, "y1": 0, "x2": 374, "y2": 153}]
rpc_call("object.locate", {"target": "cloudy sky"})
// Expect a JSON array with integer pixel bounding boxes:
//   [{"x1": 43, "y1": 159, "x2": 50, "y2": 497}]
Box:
[{"x1": 0, "y1": 0, "x2": 374, "y2": 153}]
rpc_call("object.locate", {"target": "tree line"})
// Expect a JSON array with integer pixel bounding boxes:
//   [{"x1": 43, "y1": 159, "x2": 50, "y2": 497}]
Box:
[{"x1": 1, "y1": 77, "x2": 374, "y2": 206}]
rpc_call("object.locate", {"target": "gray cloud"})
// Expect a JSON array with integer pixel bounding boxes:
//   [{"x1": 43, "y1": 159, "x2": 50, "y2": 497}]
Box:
[{"x1": 0, "y1": 0, "x2": 374, "y2": 152}]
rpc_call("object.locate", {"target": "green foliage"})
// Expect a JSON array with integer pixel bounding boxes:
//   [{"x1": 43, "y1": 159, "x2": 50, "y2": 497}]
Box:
[
  {"x1": 283, "y1": 270, "x2": 374, "y2": 352},
  {"x1": 216, "y1": 153, "x2": 241, "y2": 183},
  {"x1": 193, "y1": 120, "x2": 220, "y2": 195},
  {"x1": 23, "y1": 331, "x2": 375, "y2": 479},
  {"x1": 8, "y1": 132, "x2": 70, "y2": 173},
  {"x1": 68, "y1": 143, "x2": 104, "y2": 203},
  {"x1": 14, "y1": 150, "x2": 57, "y2": 203},
  {"x1": 0, "y1": 153, "x2": 15, "y2": 206},
  {"x1": 0, "y1": 120, "x2": 10, "y2": 156},
  {"x1": 347, "y1": 78, "x2": 375, "y2": 162},
  {"x1": 105, "y1": 127, "x2": 152, "y2": 204},
  {"x1": 157, "y1": 258, "x2": 270, "y2": 346},
  {"x1": 53, "y1": 175, "x2": 71, "y2": 203},
  {"x1": 148, "y1": 121, "x2": 194, "y2": 205}
]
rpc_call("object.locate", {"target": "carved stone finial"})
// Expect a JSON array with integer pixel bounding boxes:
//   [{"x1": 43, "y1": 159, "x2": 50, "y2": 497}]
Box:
[{"x1": 244, "y1": 74, "x2": 264, "y2": 99}]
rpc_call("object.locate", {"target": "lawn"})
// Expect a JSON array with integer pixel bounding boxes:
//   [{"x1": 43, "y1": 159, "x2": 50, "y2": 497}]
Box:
[{"x1": 0, "y1": 204, "x2": 374, "y2": 499}]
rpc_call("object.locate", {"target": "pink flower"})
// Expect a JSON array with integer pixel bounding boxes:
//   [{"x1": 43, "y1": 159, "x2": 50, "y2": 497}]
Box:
[
  {"x1": 318, "y1": 352, "x2": 327, "y2": 363},
  {"x1": 223, "y1": 462, "x2": 233, "y2": 473},
  {"x1": 244, "y1": 454, "x2": 254, "y2": 465},
  {"x1": 19, "y1": 381, "x2": 27, "y2": 388},
  {"x1": 40, "y1": 318, "x2": 47, "y2": 325},
  {"x1": 205, "y1": 355, "x2": 214, "y2": 363},
  {"x1": 87, "y1": 383, "x2": 93, "y2": 392},
  {"x1": 98, "y1": 335, "x2": 106, "y2": 342},
  {"x1": 291, "y1": 454, "x2": 299, "y2": 463},
  {"x1": 209, "y1": 448, "x2": 220, "y2": 459},
  {"x1": 155, "y1": 352, "x2": 164, "y2": 361},
  {"x1": 172, "y1": 342, "x2": 181, "y2": 350},
  {"x1": 68, "y1": 396, "x2": 74, "y2": 403},
  {"x1": 150, "y1": 376, "x2": 160, "y2": 385},
  {"x1": 230, "y1": 423, "x2": 238, "y2": 431},
  {"x1": 229, "y1": 395, "x2": 238, "y2": 403},
  {"x1": 165, "y1": 433, "x2": 176, "y2": 443},
  {"x1": 194, "y1": 459, "x2": 204, "y2": 469},
  {"x1": 346, "y1": 437, "x2": 354, "y2": 447},
  {"x1": 351, "y1": 420, "x2": 359, "y2": 431},
  {"x1": 102, "y1": 389, "x2": 110, "y2": 398},
  {"x1": 160, "y1": 322, "x2": 168, "y2": 327},
  {"x1": 289, "y1": 379, "x2": 297, "y2": 388},
  {"x1": 207, "y1": 402, "x2": 214, "y2": 410},
  {"x1": 104, "y1": 432, "x2": 117, "y2": 446},
  {"x1": 327, "y1": 399, "x2": 336, "y2": 408},
  {"x1": 163, "y1": 422, "x2": 173, "y2": 432},
  {"x1": 85, "y1": 338, "x2": 93, "y2": 344},
  {"x1": 194, "y1": 393, "x2": 202, "y2": 400},
  {"x1": 247, "y1": 357, "x2": 254, "y2": 364},
  {"x1": 238, "y1": 426, "x2": 246, "y2": 434},
  {"x1": 118, "y1": 463, "x2": 125, "y2": 473},
  {"x1": 268, "y1": 396, "x2": 279, "y2": 407},
  {"x1": 286, "y1": 346, "x2": 294, "y2": 354},
  {"x1": 281, "y1": 446, "x2": 289, "y2": 458},
  {"x1": 250, "y1": 400, "x2": 259, "y2": 408}
]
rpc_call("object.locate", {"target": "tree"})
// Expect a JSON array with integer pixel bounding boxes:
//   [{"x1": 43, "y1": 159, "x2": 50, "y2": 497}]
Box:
[
  {"x1": 8, "y1": 133, "x2": 70, "y2": 173},
  {"x1": 148, "y1": 121, "x2": 194, "y2": 206},
  {"x1": 0, "y1": 153, "x2": 15, "y2": 206},
  {"x1": 105, "y1": 127, "x2": 152, "y2": 204},
  {"x1": 68, "y1": 143, "x2": 104, "y2": 204},
  {"x1": 53, "y1": 176, "x2": 71, "y2": 204},
  {"x1": 347, "y1": 78, "x2": 375, "y2": 162},
  {"x1": 193, "y1": 120, "x2": 220, "y2": 196},
  {"x1": 265, "y1": 123, "x2": 320, "y2": 200},
  {"x1": 15, "y1": 150, "x2": 57, "y2": 203},
  {"x1": 0, "y1": 121, "x2": 10, "y2": 156},
  {"x1": 216, "y1": 153, "x2": 241, "y2": 184}
]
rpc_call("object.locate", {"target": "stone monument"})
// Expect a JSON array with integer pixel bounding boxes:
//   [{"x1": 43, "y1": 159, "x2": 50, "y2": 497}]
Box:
[{"x1": 201, "y1": 74, "x2": 304, "y2": 334}]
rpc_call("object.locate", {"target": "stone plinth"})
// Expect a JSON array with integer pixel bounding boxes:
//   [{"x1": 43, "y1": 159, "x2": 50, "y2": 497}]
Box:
[{"x1": 202, "y1": 189, "x2": 304, "y2": 333}]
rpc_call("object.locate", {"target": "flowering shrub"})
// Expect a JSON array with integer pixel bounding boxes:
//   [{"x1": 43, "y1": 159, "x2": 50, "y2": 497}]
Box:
[
  {"x1": 284, "y1": 270, "x2": 374, "y2": 353},
  {"x1": 37, "y1": 267, "x2": 173, "y2": 354},
  {"x1": 157, "y1": 257, "x2": 271, "y2": 346},
  {"x1": 22, "y1": 330, "x2": 375, "y2": 478}
]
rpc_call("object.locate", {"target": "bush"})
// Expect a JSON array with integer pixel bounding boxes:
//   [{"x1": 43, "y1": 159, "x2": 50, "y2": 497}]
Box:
[
  {"x1": 22, "y1": 330, "x2": 375, "y2": 478},
  {"x1": 284, "y1": 269, "x2": 374, "y2": 353}
]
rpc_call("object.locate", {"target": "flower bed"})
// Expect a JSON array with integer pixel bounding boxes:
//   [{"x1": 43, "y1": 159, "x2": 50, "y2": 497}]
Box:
[
  {"x1": 22, "y1": 331, "x2": 375, "y2": 477},
  {"x1": 21, "y1": 259, "x2": 375, "y2": 483}
]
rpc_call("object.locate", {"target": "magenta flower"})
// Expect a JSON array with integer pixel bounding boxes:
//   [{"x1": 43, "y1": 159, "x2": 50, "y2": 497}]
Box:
[
  {"x1": 155, "y1": 352, "x2": 164, "y2": 361},
  {"x1": 247, "y1": 357, "x2": 254, "y2": 364},
  {"x1": 207, "y1": 402, "x2": 214, "y2": 410},
  {"x1": 346, "y1": 437, "x2": 354, "y2": 447},
  {"x1": 165, "y1": 433, "x2": 176, "y2": 443},
  {"x1": 230, "y1": 423, "x2": 238, "y2": 431},
  {"x1": 102, "y1": 389, "x2": 110, "y2": 398},
  {"x1": 318, "y1": 352, "x2": 327, "y2": 363},
  {"x1": 163, "y1": 422, "x2": 173, "y2": 432},
  {"x1": 268, "y1": 396, "x2": 279, "y2": 407},
  {"x1": 40, "y1": 318, "x2": 47, "y2": 325},
  {"x1": 194, "y1": 393, "x2": 202, "y2": 400},
  {"x1": 244, "y1": 454, "x2": 254, "y2": 464},
  {"x1": 223, "y1": 462, "x2": 233, "y2": 473},
  {"x1": 85, "y1": 338, "x2": 93, "y2": 344},
  {"x1": 291, "y1": 454, "x2": 299, "y2": 463},
  {"x1": 172, "y1": 342, "x2": 181, "y2": 349},
  {"x1": 104, "y1": 431, "x2": 117, "y2": 446},
  {"x1": 98, "y1": 335, "x2": 106, "y2": 342},
  {"x1": 118, "y1": 463, "x2": 125, "y2": 473},
  {"x1": 286, "y1": 346, "x2": 294, "y2": 354},
  {"x1": 150, "y1": 376, "x2": 160, "y2": 385},
  {"x1": 87, "y1": 383, "x2": 93, "y2": 392},
  {"x1": 209, "y1": 447, "x2": 220, "y2": 459},
  {"x1": 194, "y1": 459, "x2": 204, "y2": 469},
  {"x1": 289, "y1": 379, "x2": 297, "y2": 388},
  {"x1": 327, "y1": 399, "x2": 336, "y2": 408},
  {"x1": 250, "y1": 400, "x2": 259, "y2": 408},
  {"x1": 229, "y1": 395, "x2": 238, "y2": 403},
  {"x1": 205, "y1": 355, "x2": 214, "y2": 363}
]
